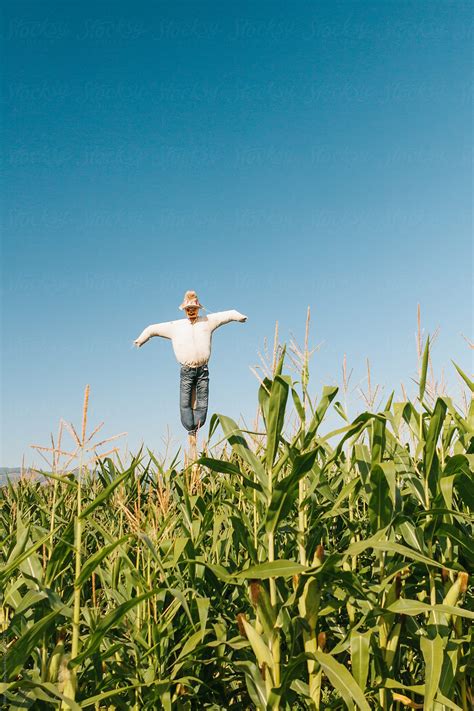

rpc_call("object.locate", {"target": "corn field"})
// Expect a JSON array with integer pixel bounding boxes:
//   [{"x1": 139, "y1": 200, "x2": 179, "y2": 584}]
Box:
[{"x1": 1, "y1": 332, "x2": 473, "y2": 710}]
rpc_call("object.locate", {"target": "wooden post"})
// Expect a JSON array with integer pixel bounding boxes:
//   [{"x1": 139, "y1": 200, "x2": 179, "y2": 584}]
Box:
[{"x1": 188, "y1": 432, "x2": 197, "y2": 460}]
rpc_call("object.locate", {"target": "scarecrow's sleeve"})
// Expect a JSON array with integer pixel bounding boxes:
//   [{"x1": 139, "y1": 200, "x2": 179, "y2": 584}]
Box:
[
  {"x1": 134, "y1": 321, "x2": 174, "y2": 347},
  {"x1": 208, "y1": 310, "x2": 248, "y2": 332}
]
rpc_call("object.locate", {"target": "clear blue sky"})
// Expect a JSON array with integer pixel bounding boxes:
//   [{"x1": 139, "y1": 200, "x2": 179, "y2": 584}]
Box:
[{"x1": 2, "y1": 1, "x2": 472, "y2": 467}]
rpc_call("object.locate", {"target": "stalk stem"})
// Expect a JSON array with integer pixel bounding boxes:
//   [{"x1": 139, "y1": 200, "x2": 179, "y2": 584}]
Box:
[
  {"x1": 268, "y1": 531, "x2": 276, "y2": 604},
  {"x1": 71, "y1": 447, "x2": 84, "y2": 662},
  {"x1": 298, "y1": 479, "x2": 307, "y2": 565},
  {"x1": 70, "y1": 385, "x2": 89, "y2": 696}
]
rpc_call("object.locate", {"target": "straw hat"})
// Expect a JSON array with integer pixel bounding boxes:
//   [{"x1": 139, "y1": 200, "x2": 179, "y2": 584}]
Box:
[{"x1": 179, "y1": 290, "x2": 205, "y2": 311}]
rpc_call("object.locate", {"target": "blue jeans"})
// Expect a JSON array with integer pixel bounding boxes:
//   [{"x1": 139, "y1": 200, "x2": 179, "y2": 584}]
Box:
[{"x1": 179, "y1": 364, "x2": 209, "y2": 434}]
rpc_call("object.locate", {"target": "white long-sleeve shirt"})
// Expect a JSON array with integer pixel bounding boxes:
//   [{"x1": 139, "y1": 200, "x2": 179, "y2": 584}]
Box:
[{"x1": 134, "y1": 310, "x2": 247, "y2": 367}]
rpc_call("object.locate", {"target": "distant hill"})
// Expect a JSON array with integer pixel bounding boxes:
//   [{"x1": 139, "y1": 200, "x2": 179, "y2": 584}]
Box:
[
  {"x1": 0, "y1": 467, "x2": 49, "y2": 484},
  {"x1": 0, "y1": 467, "x2": 22, "y2": 485},
  {"x1": 0, "y1": 467, "x2": 82, "y2": 486}
]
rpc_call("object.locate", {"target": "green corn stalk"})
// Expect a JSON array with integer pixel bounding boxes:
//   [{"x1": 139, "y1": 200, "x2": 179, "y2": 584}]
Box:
[
  {"x1": 298, "y1": 548, "x2": 324, "y2": 708},
  {"x1": 264, "y1": 362, "x2": 289, "y2": 698},
  {"x1": 69, "y1": 444, "x2": 84, "y2": 702}
]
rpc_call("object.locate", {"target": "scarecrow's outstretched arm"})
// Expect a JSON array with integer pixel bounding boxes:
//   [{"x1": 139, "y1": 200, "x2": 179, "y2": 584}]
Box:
[
  {"x1": 134, "y1": 321, "x2": 174, "y2": 348},
  {"x1": 208, "y1": 310, "x2": 248, "y2": 332}
]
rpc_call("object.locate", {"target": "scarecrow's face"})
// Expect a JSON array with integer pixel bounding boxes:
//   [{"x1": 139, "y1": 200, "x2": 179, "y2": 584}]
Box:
[{"x1": 185, "y1": 306, "x2": 199, "y2": 322}]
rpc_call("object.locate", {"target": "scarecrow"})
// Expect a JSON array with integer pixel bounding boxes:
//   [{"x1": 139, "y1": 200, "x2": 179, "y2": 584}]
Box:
[{"x1": 134, "y1": 291, "x2": 247, "y2": 453}]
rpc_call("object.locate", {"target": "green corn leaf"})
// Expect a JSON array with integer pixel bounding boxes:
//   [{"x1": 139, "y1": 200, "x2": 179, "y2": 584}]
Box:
[
  {"x1": 384, "y1": 390, "x2": 394, "y2": 411},
  {"x1": 214, "y1": 414, "x2": 268, "y2": 493},
  {"x1": 274, "y1": 346, "x2": 286, "y2": 376},
  {"x1": 258, "y1": 376, "x2": 273, "y2": 427},
  {"x1": 4, "y1": 607, "x2": 67, "y2": 678},
  {"x1": 312, "y1": 650, "x2": 370, "y2": 711},
  {"x1": 265, "y1": 375, "x2": 289, "y2": 470},
  {"x1": 383, "y1": 679, "x2": 425, "y2": 694},
  {"x1": 436, "y1": 523, "x2": 474, "y2": 565},
  {"x1": 238, "y1": 560, "x2": 307, "y2": 579},
  {"x1": 0, "y1": 527, "x2": 58, "y2": 586},
  {"x1": 41, "y1": 470, "x2": 78, "y2": 487},
  {"x1": 368, "y1": 465, "x2": 393, "y2": 532},
  {"x1": 290, "y1": 678, "x2": 311, "y2": 699},
  {"x1": 423, "y1": 398, "x2": 447, "y2": 494},
  {"x1": 438, "y1": 641, "x2": 459, "y2": 700},
  {"x1": 71, "y1": 590, "x2": 155, "y2": 665},
  {"x1": 398, "y1": 520, "x2": 425, "y2": 552},
  {"x1": 196, "y1": 596, "x2": 210, "y2": 641},
  {"x1": 291, "y1": 387, "x2": 305, "y2": 423},
  {"x1": 388, "y1": 599, "x2": 474, "y2": 620},
  {"x1": 0, "y1": 681, "x2": 81, "y2": 710},
  {"x1": 454, "y1": 471, "x2": 474, "y2": 510},
  {"x1": 334, "y1": 400, "x2": 349, "y2": 421},
  {"x1": 75, "y1": 534, "x2": 130, "y2": 587},
  {"x1": 435, "y1": 691, "x2": 463, "y2": 710},
  {"x1": 420, "y1": 634, "x2": 443, "y2": 710},
  {"x1": 14, "y1": 589, "x2": 47, "y2": 615},
  {"x1": 199, "y1": 456, "x2": 264, "y2": 498},
  {"x1": 419, "y1": 335, "x2": 430, "y2": 402},
  {"x1": 177, "y1": 629, "x2": 205, "y2": 659},
  {"x1": 327, "y1": 412, "x2": 379, "y2": 467},
  {"x1": 173, "y1": 536, "x2": 188, "y2": 565},
  {"x1": 265, "y1": 448, "x2": 318, "y2": 533},
  {"x1": 45, "y1": 519, "x2": 75, "y2": 586},
  {"x1": 37, "y1": 683, "x2": 82, "y2": 711},
  {"x1": 79, "y1": 463, "x2": 136, "y2": 519},
  {"x1": 451, "y1": 360, "x2": 474, "y2": 392},
  {"x1": 370, "y1": 417, "x2": 386, "y2": 465},
  {"x1": 324, "y1": 476, "x2": 359, "y2": 513},
  {"x1": 230, "y1": 515, "x2": 258, "y2": 562},
  {"x1": 197, "y1": 457, "x2": 241, "y2": 476},
  {"x1": 350, "y1": 630, "x2": 371, "y2": 691},
  {"x1": 234, "y1": 660, "x2": 267, "y2": 710},
  {"x1": 345, "y1": 538, "x2": 455, "y2": 572},
  {"x1": 440, "y1": 474, "x2": 455, "y2": 509},
  {"x1": 80, "y1": 680, "x2": 173, "y2": 708},
  {"x1": 385, "y1": 621, "x2": 401, "y2": 668},
  {"x1": 6, "y1": 524, "x2": 29, "y2": 564},
  {"x1": 304, "y1": 386, "x2": 338, "y2": 448},
  {"x1": 443, "y1": 453, "x2": 471, "y2": 477},
  {"x1": 182, "y1": 559, "x2": 235, "y2": 583}
]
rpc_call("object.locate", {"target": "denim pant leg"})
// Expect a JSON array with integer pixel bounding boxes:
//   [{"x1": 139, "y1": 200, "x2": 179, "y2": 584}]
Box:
[
  {"x1": 194, "y1": 365, "x2": 209, "y2": 431},
  {"x1": 179, "y1": 368, "x2": 196, "y2": 433}
]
